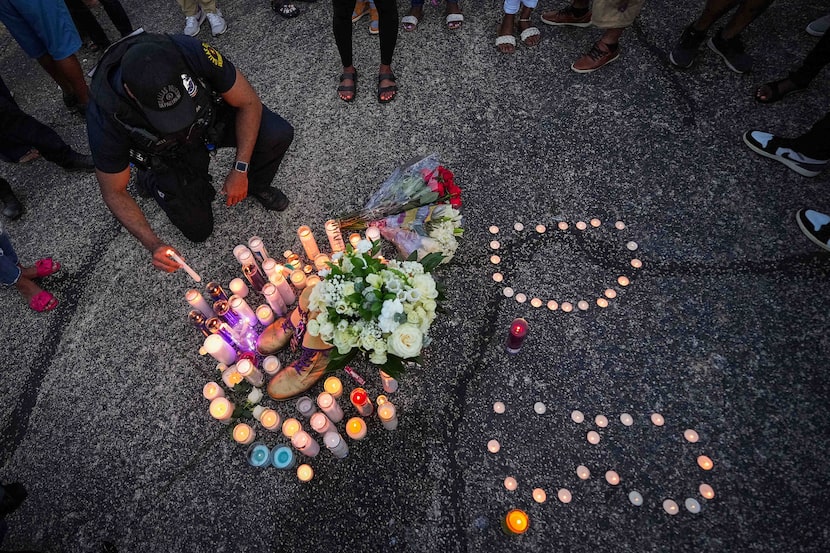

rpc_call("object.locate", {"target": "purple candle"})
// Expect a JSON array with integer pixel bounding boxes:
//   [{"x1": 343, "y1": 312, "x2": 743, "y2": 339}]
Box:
[{"x1": 505, "y1": 318, "x2": 528, "y2": 353}]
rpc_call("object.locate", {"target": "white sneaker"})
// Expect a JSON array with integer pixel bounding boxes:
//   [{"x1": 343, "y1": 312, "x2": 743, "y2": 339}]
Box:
[
  {"x1": 206, "y1": 10, "x2": 228, "y2": 36},
  {"x1": 183, "y1": 10, "x2": 205, "y2": 36},
  {"x1": 806, "y1": 14, "x2": 830, "y2": 37}
]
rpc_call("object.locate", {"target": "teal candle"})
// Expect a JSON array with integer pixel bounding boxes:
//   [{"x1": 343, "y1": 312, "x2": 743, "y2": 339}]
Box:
[
  {"x1": 272, "y1": 446, "x2": 296, "y2": 469},
  {"x1": 247, "y1": 443, "x2": 270, "y2": 468}
]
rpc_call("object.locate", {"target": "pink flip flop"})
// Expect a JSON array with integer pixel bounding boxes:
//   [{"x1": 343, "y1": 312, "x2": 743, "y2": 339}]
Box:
[
  {"x1": 29, "y1": 290, "x2": 58, "y2": 312},
  {"x1": 34, "y1": 258, "x2": 61, "y2": 278}
]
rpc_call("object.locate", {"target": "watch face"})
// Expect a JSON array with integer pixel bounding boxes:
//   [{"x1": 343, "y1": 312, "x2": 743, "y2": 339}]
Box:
[{"x1": 235, "y1": 161, "x2": 249, "y2": 172}]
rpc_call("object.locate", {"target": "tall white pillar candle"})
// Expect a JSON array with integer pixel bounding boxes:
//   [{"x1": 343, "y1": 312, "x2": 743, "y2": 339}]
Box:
[
  {"x1": 262, "y1": 283, "x2": 287, "y2": 316},
  {"x1": 228, "y1": 278, "x2": 249, "y2": 298},
  {"x1": 269, "y1": 271, "x2": 296, "y2": 306},
  {"x1": 377, "y1": 402, "x2": 398, "y2": 430},
  {"x1": 379, "y1": 371, "x2": 399, "y2": 393},
  {"x1": 256, "y1": 305, "x2": 275, "y2": 326},
  {"x1": 325, "y1": 219, "x2": 346, "y2": 253},
  {"x1": 261, "y1": 258, "x2": 279, "y2": 279},
  {"x1": 310, "y1": 412, "x2": 334, "y2": 435},
  {"x1": 166, "y1": 249, "x2": 201, "y2": 282},
  {"x1": 324, "y1": 431, "x2": 349, "y2": 458},
  {"x1": 291, "y1": 430, "x2": 320, "y2": 457},
  {"x1": 248, "y1": 236, "x2": 269, "y2": 261},
  {"x1": 297, "y1": 225, "x2": 321, "y2": 261},
  {"x1": 229, "y1": 295, "x2": 257, "y2": 325},
  {"x1": 233, "y1": 245, "x2": 253, "y2": 263},
  {"x1": 204, "y1": 334, "x2": 237, "y2": 365},
  {"x1": 186, "y1": 289, "x2": 214, "y2": 317},
  {"x1": 316, "y1": 392, "x2": 344, "y2": 423}
]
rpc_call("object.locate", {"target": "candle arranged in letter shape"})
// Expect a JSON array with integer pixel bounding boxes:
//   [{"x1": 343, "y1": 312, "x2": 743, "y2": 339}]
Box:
[
  {"x1": 350, "y1": 388, "x2": 374, "y2": 416},
  {"x1": 317, "y1": 392, "x2": 344, "y2": 422},
  {"x1": 505, "y1": 318, "x2": 529, "y2": 353}
]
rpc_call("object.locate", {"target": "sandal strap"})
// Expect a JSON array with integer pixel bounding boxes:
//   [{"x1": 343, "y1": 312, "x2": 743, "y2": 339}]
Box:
[
  {"x1": 495, "y1": 34, "x2": 516, "y2": 46},
  {"x1": 520, "y1": 27, "x2": 540, "y2": 41},
  {"x1": 401, "y1": 15, "x2": 419, "y2": 25},
  {"x1": 378, "y1": 72, "x2": 396, "y2": 83},
  {"x1": 446, "y1": 14, "x2": 464, "y2": 23},
  {"x1": 339, "y1": 72, "x2": 357, "y2": 82}
]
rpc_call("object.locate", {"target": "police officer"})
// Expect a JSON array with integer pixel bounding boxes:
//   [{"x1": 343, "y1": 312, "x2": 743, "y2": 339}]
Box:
[{"x1": 87, "y1": 32, "x2": 294, "y2": 272}]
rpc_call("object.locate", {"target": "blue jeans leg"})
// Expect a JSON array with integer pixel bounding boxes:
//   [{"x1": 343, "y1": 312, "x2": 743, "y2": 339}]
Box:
[{"x1": 0, "y1": 231, "x2": 22, "y2": 286}]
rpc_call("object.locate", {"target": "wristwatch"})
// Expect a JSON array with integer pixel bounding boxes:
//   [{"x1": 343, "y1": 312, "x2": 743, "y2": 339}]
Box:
[{"x1": 234, "y1": 160, "x2": 249, "y2": 173}]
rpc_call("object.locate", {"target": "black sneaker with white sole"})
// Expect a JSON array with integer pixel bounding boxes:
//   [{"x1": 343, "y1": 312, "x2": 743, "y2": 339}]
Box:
[
  {"x1": 708, "y1": 29, "x2": 752, "y2": 73},
  {"x1": 796, "y1": 209, "x2": 830, "y2": 252},
  {"x1": 669, "y1": 24, "x2": 707, "y2": 68},
  {"x1": 743, "y1": 131, "x2": 828, "y2": 177}
]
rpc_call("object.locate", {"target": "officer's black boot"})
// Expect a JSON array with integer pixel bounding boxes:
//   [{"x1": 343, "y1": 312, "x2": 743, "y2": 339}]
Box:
[{"x1": 0, "y1": 177, "x2": 24, "y2": 220}]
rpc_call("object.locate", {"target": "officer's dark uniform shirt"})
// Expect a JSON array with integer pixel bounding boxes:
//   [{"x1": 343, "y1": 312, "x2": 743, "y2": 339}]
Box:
[{"x1": 87, "y1": 35, "x2": 237, "y2": 174}]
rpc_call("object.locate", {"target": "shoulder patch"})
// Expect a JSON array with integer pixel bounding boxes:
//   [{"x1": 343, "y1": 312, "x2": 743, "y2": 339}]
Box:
[{"x1": 202, "y1": 43, "x2": 223, "y2": 67}]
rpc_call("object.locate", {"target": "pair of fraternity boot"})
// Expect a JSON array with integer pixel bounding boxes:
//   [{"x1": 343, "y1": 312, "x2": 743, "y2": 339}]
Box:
[{"x1": 257, "y1": 286, "x2": 333, "y2": 400}]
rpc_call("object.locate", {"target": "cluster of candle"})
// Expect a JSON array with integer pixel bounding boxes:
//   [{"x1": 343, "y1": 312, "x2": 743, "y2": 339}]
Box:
[
  {"x1": 490, "y1": 403, "x2": 719, "y2": 532},
  {"x1": 487, "y1": 220, "x2": 643, "y2": 313}
]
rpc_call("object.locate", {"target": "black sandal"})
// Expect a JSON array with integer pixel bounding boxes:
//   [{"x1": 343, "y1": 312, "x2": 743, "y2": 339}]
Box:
[
  {"x1": 338, "y1": 71, "x2": 357, "y2": 102},
  {"x1": 271, "y1": 0, "x2": 301, "y2": 18},
  {"x1": 377, "y1": 72, "x2": 397, "y2": 104},
  {"x1": 755, "y1": 77, "x2": 805, "y2": 104}
]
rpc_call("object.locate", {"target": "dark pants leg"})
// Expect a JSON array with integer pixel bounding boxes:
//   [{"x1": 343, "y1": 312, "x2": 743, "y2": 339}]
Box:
[
  {"x1": 789, "y1": 31, "x2": 830, "y2": 88},
  {"x1": 64, "y1": 0, "x2": 110, "y2": 48},
  {"x1": 99, "y1": 0, "x2": 133, "y2": 36},
  {"x1": 144, "y1": 146, "x2": 216, "y2": 242},
  {"x1": 0, "y1": 76, "x2": 28, "y2": 163},
  {"x1": 791, "y1": 111, "x2": 830, "y2": 160},
  {"x1": 0, "y1": 96, "x2": 73, "y2": 165},
  {"x1": 332, "y1": 0, "x2": 398, "y2": 67},
  {"x1": 218, "y1": 105, "x2": 294, "y2": 193}
]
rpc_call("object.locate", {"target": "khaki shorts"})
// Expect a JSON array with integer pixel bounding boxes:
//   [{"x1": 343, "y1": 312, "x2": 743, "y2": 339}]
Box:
[{"x1": 591, "y1": 0, "x2": 646, "y2": 29}]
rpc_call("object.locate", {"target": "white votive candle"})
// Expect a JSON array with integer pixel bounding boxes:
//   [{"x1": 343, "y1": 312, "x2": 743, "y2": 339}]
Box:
[
  {"x1": 576, "y1": 221, "x2": 587, "y2": 230},
  {"x1": 262, "y1": 355, "x2": 281, "y2": 375},
  {"x1": 236, "y1": 359, "x2": 263, "y2": 387},
  {"x1": 557, "y1": 489, "x2": 572, "y2": 503},
  {"x1": 532, "y1": 488, "x2": 547, "y2": 503},
  {"x1": 233, "y1": 423, "x2": 255, "y2": 445},
  {"x1": 629, "y1": 491, "x2": 644, "y2": 506},
  {"x1": 281, "y1": 417, "x2": 301, "y2": 439},
  {"x1": 365, "y1": 226, "x2": 381, "y2": 242},
  {"x1": 204, "y1": 334, "x2": 237, "y2": 365},
  {"x1": 229, "y1": 278, "x2": 249, "y2": 298},
  {"x1": 576, "y1": 465, "x2": 590, "y2": 480},
  {"x1": 487, "y1": 439, "x2": 500, "y2": 454},
  {"x1": 596, "y1": 297, "x2": 609, "y2": 308},
  {"x1": 685, "y1": 498, "x2": 701, "y2": 513},
  {"x1": 290, "y1": 270, "x2": 307, "y2": 290},
  {"x1": 248, "y1": 236, "x2": 269, "y2": 261},
  {"x1": 256, "y1": 305, "x2": 274, "y2": 326},
  {"x1": 684, "y1": 429, "x2": 700, "y2": 443},
  {"x1": 651, "y1": 413, "x2": 665, "y2": 426},
  {"x1": 697, "y1": 455, "x2": 714, "y2": 471},
  {"x1": 604, "y1": 288, "x2": 617, "y2": 299},
  {"x1": 503, "y1": 477, "x2": 517, "y2": 491},
  {"x1": 571, "y1": 410, "x2": 585, "y2": 423},
  {"x1": 490, "y1": 255, "x2": 501, "y2": 264},
  {"x1": 260, "y1": 408, "x2": 280, "y2": 431},
  {"x1": 345, "y1": 417, "x2": 367, "y2": 440},
  {"x1": 620, "y1": 413, "x2": 634, "y2": 426},
  {"x1": 380, "y1": 371, "x2": 399, "y2": 393},
  {"x1": 626, "y1": 241, "x2": 638, "y2": 251},
  {"x1": 561, "y1": 302, "x2": 573, "y2": 312},
  {"x1": 534, "y1": 402, "x2": 546, "y2": 415},
  {"x1": 493, "y1": 402, "x2": 506, "y2": 414},
  {"x1": 317, "y1": 392, "x2": 344, "y2": 423},
  {"x1": 513, "y1": 222, "x2": 524, "y2": 231},
  {"x1": 605, "y1": 470, "x2": 620, "y2": 485},
  {"x1": 587, "y1": 431, "x2": 601, "y2": 444},
  {"x1": 615, "y1": 221, "x2": 626, "y2": 230},
  {"x1": 209, "y1": 397, "x2": 234, "y2": 422},
  {"x1": 297, "y1": 463, "x2": 314, "y2": 482},
  {"x1": 229, "y1": 295, "x2": 257, "y2": 325},
  {"x1": 663, "y1": 499, "x2": 679, "y2": 515},
  {"x1": 377, "y1": 402, "x2": 398, "y2": 430},
  {"x1": 557, "y1": 221, "x2": 569, "y2": 230},
  {"x1": 699, "y1": 484, "x2": 715, "y2": 499},
  {"x1": 617, "y1": 276, "x2": 630, "y2": 286},
  {"x1": 202, "y1": 381, "x2": 224, "y2": 401},
  {"x1": 291, "y1": 430, "x2": 320, "y2": 457},
  {"x1": 503, "y1": 287, "x2": 513, "y2": 297},
  {"x1": 489, "y1": 225, "x2": 499, "y2": 234},
  {"x1": 590, "y1": 218, "x2": 601, "y2": 227},
  {"x1": 324, "y1": 431, "x2": 349, "y2": 458},
  {"x1": 310, "y1": 412, "x2": 334, "y2": 435},
  {"x1": 595, "y1": 415, "x2": 608, "y2": 427},
  {"x1": 296, "y1": 396, "x2": 317, "y2": 418},
  {"x1": 631, "y1": 258, "x2": 643, "y2": 268}
]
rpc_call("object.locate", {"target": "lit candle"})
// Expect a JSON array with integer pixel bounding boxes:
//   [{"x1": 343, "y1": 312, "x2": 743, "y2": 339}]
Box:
[
  {"x1": 662, "y1": 499, "x2": 679, "y2": 515},
  {"x1": 290, "y1": 269, "x2": 307, "y2": 290},
  {"x1": 259, "y1": 259, "x2": 277, "y2": 281},
  {"x1": 166, "y1": 249, "x2": 201, "y2": 282},
  {"x1": 535, "y1": 224, "x2": 546, "y2": 233},
  {"x1": 204, "y1": 334, "x2": 237, "y2": 365},
  {"x1": 262, "y1": 355, "x2": 281, "y2": 375},
  {"x1": 487, "y1": 440, "x2": 500, "y2": 454},
  {"x1": 489, "y1": 225, "x2": 499, "y2": 234},
  {"x1": 503, "y1": 287, "x2": 514, "y2": 298},
  {"x1": 596, "y1": 298, "x2": 609, "y2": 308},
  {"x1": 209, "y1": 397, "x2": 234, "y2": 422},
  {"x1": 229, "y1": 295, "x2": 257, "y2": 325},
  {"x1": 247, "y1": 387, "x2": 263, "y2": 405},
  {"x1": 247, "y1": 442, "x2": 270, "y2": 468},
  {"x1": 260, "y1": 283, "x2": 287, "y2": 317},
  {"x1": 629, "y1": 491, "x2": 644, "y2": 506},
  {"x1": 297, "y1": 463, "x2": 314, "y2": 482},
  {"x1": 306, "y1": 275, "x2": 321, "y2": 287},
  {"x1": 228, "y1": 278, "x2": 249, "y2": 298},
  {"x1": 310, "y1": 412, "x2": 334, "y2": 435},
  {"x1": 501, "y1": 510, "x2": 529, "y2": 536},
  {"x1": 533, "y1": 402, "x2": 546, "y2": 415},
  {"x1": 620, "y1": 413, "x2": 634, "y2": 426},
  {"x1": 576, "y1": 465, "x2": 590, "y2": 480},
  {"x1": 576, "y1": 221, "x2": 587, "y2": 230},
  {"x1": 684, "y1": 429, "x2": 700, "y2": 443},
  {"x1": 505, "y1": 318, "x2": 528, "y2": 353},
  {"x1": 697, "y1": 455, "x2": 714, "y2": 471},
  {"x1": 699, "y1": 484, "x2": 715, "y2": 499},
  {"x1": 317, "y1": 392, "x2": 344, "y2": 423},
  {"x1": 260, "y1": 408, "x2": 280, "y2": 431},
  {"x1": 626, "y1": 241, "x2": 638, "y2": 251},
  {"x1": 513, "y1": 222, "x2": 524, "y2": 231},
  {"x1": 577, "y1": 300, "x2": 589, "y2": 310},
  {"x1": 595, "y1": 415, "x2": 608, "y2": 427},
  {"x1": 345, "y1": 417, "x2": 367, "y2": 440},
  {"x1": 651, "y1": 413, "x2": 665, "y2": 426},
  {"x1": 631, "y1": 258, "x2": 643, "y2": 268},
  {"x1": 281, "y1": 417, "x2": 301, "y2": 439},
  {"x1": 561, "y1": 301, "x2": 574, "y2": 312},
  {"x1": 221, "y1": 366, "x2": 243, "y2": 388},
  {"x1": 365, "y1": 226, "x2": 381, "y2": 242},
  {"x1": 489, "y1": 240, "x2": 500, "y2": 250},
  {"x1": 248, "y1": 235, "x2": 269, "y2": 261},
  {"x1": 233, "y1": 423, "x2": 255, "y2": 445},
  {"x1": 269, "y1": 270, "x2": 296, "y2": 306},
  {"x1": 492, "y1": 273, "x2": 503, "y2": 283},
  {"x1": 324, "y1": 431, "x2": 350, "y2": 458},
  {"x1": 557, "y1": 489, "x2": 572, "y2": 503},
  {"x1": 587, "y1": 431, "x2": 601, "y2": 445},
  {"x1": 557, "y1": 221, "x2": 569, "y2": 230},
  {"x1": 532, "y1": 488, "x2": 547, "y2": 503},
  {"x1": 202, "y1": 381, "x2": 224, "y2": 401},
  {"x1": 291, "y1": 430, "x2": 320, "y2": 457},
  {"x1": 376, "y1": 395, "x2": 388, "y2": 405},
  {"x1": 325, "y1": 219, "x2": 346, "y2": 252},
  {"x1": 379, "y1": 371, "x2": 399, "y2": 393},
  {"x1": 605, "y1": 470, "x2": 620, "y2": 485},
  {"x1": 296, "y1": 396, "x2": 317, "y2": 418},
  {"x1": 515, "y1": 293, "x2": 527, "y2": 303},
  {"x1": 350, "y1": 388, "x2": 374, "y2": 416},
  {"x1": 256, "y1": 305, "x2": 275, "y2": 326},
  {"x1": 377, "y1": 402, "x2": 398, "y2": 430},
  {"x1": 685, "y1": 498, "x2": 701, "y2": 513},
  {"x1": 615, "y1": 221, "x2": 626, "y2": 230},
  {"x1": 490, "y1": 255, "x2": 501, "y2": 264},
  {"x1": 323, "y1": 377, "x2": 343, "y2": 399},
  {"x1": 271, "y1": 446, "x2": 296, "y2": 469},
  {"x1": 242, "y1": 263, "x2": 265, "y2": 292},
  {"x1": 503, "y1": 477, "x2": 518, "y2": 491},
  {"x1": 186, "y1": 289, "x2": 214, "y2": 317},
  {"x1": 571, "y1": 410, "x2": 585, "y2": 423},
  {"x1": 297, "y1": 226, "x2": 321, "y2": 261},
  {"x1": 604, "y1": 288, "x2": 617, "y2": 299},
  {"x1": 530, "y1": 297, "x2": 543, "y2": 308},
  {"x1": 313, "y1": 253, "x2": 331, "y2": 272},
  {"x1": 617, "y1": 276, "x2": 630, "y2": 286},
  {"x1": 493, "y1": 402, "x2": 505, "y2": 414},
  {"x1": 236, "y1": 359, "x2": 264, "y2": 387},
  {"x1": 590, "y1": 218, "x2": 601, "y2": 227}
]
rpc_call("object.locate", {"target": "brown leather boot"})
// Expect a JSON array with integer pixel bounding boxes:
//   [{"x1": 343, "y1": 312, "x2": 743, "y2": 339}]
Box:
[
  {"x1": 257, "y1": 285, "x2": 314, "y2": 354},
  {"x1": 267, "y1": 345, "x2": 333, "y2": 400}
]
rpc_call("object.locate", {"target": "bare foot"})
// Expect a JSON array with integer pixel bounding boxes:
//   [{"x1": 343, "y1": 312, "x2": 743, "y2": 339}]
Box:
[
  {"x1": 378, "y1": 64, "x2": 397, "y2": 103},
  {"x1": 446, "y1": 2, "x2": 463, "y2": 30},
  {"x1": 15, "y1": 276, "x2": 55, "y2": 309},
  {"x1": 338, "y1": 67, "x2": 356, "y2": 102},
  {"x1": 497, "y1": 14, "x2": 516, "y2": 54},
  {"x1": 755, "y1": 77, "x2": 804, "y2": 103}
]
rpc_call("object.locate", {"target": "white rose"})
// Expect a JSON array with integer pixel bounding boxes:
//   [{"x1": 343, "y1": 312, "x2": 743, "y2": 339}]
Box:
[
  {"x1": 412, "y1": 274, "x2": 438, "y2": 299},
  {"x1": 306, "y1": 319, "x2": 321, "y2": 336},
  {"x1": 387, "y1": 323, "x2": 423, "y2": 359},
  {"x1": 356, "y1": 239, "x2": 372, "y2": 253},
  {"x1": 365, "y1": 273, "x2": 382, "y2": 288}
]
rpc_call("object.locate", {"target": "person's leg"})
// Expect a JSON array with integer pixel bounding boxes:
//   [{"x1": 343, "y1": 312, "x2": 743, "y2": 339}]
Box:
[
  {"x1": 446, "y1": 1, "x2": 463, "y2": 31},
  {"x1": 517, "y1": 2, "x2": 540, "y2": 47},
  {"x1": 177, "y1": 0, "x2": 200, "y2": 17},
  {"x1": 374, "y1": 0, "x2": 398, "y2": 101},
  {"x1": 333, "y1": 0, "x2": 356, "y2": 100},
  {"x1": 0, "y1": 232, "x2": 53, "y2": 308},
  {"x1": 541, "y1": 0, "x2": 591, "y2": 27},
  {"x1": 498, "y1": 0, "x2": 521, "y2": 53},
  {"x1": 789, "y1": 30, "x2": 830, "y2": 88},
  {"x1": 691, "y1": 0, "x2": 740, "y2": 32},
  {"x1": 720, "y1": 0, "x2": 772, "y2": 39},
  {"x1": 198, "y1": 0, "x2": 218, "y2": 14},
  {"x1": 98, "y1": 0, "x2": 133, "y2": 36},
  {"x1": 64, "y1": 0, "x2": 110, "y2": 49},
  {"x1": 0, "y1": 176, "x2": 24, "y2": 219},
  {"x1": 143, "y1": 161, "x2": 216, "y2": 242},
  {"x1": 0, "y1": 101, "x2": 74, "y2": 164},
  {"x1": 572, "y1": 0, "x2": 643, "y2": 72},
  {"x1": 790, "y1": 111, "x2": 830, "y2": 161}
]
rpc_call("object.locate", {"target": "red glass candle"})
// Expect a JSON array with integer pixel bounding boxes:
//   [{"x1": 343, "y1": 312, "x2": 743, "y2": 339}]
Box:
[
  {"x1": 505, "y1": 318, "x2": 529, "y2": 353},
  {"x1": 350, "y1": 388, "x2": 374, "y2": 416}
]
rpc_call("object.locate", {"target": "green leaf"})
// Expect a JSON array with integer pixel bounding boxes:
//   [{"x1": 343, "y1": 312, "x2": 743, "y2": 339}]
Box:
[
  {"x1": 406, "y1": 250, "x2": 419, "y2": 262},
  {"x1": 325, "y1": 349, "x2": 358, "y2": 375},
  {"x1": 381, "y1": 354, "x2": 406, "y2": 379},
  {"x1": 420, "y1": 252, "x2": 445, "y2": 273}
]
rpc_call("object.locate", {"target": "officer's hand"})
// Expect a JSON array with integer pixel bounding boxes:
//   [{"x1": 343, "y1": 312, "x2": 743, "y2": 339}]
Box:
[
  {"x1": 222, "y1": 171, "x2": 248, "y2": 206},
  {"x1": 152, "y1": 244, "x2": 182, "y2": 273}
]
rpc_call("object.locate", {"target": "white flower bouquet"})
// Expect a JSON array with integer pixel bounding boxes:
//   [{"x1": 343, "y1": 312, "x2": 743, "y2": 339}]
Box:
[
  {"x1": 372, "y1": 204, "x2": 464, "y2": 263},
  {"x1": 305, "y1": 240, "x2": 445, "y2": 378}
]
